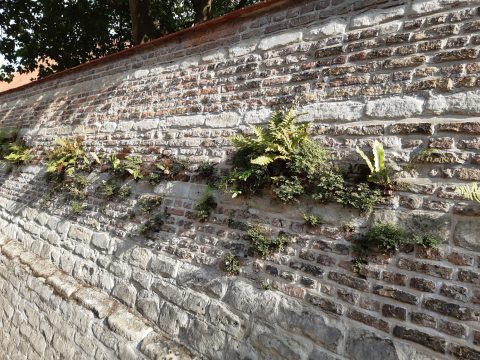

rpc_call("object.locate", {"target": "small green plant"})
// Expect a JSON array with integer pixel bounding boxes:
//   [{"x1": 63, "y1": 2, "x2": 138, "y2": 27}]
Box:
[
  {"x1": 339, "y1": 183, "x2": 382, "y2": 213},
  {"x1": 413, "y1": 234, "x2": 441, "y2": 248},
  {"x1": 99, "y1": 180, "x2": 117, "y2": 199},
  {"x1": 303, "y1": 213, "x2": 322, "y2": 226},
  {"x1": 261, "y1": 280, "x2": 272, "y2": 290},
  {"x1": 109, "y1": 154, "x2": 143, "y2": 180},
  {"x1": 363, "y1": 223, "x2": 408, "y2": 253},
  {"x1": 139, "y1": 211, "x2": 168, "y2": 235},
  {"x1": 70, "y1": 201, "x2": 84, "y2": 215},
  {"x1": 0, "y1": 128, "x2": 19, "y2": 155},
  {"x1": 3, "y1": 144, "x2": 32, "y2": 165},
  {"x1": 352, "y1": 257, "x2": 368, "y2": 276},
  {"x1": 247, "y1": 225, "x2": 290, "y2": 258},
  {"x1": 223, "y1": 253, "x2": 240, "y2": 275},
  {"x1": 62, "y1": 175, "x2": 90, "y2": 201},
  {"x1": 194, "y1": 187, "x2": 217, "y2": 222},
  {"x1": 356, "y1": 140, "x2": 392, "y2": 194},
  {"x1": 272, "y1": 176, "x2": 304, "y2": 202},
  {"x1": 118, "y1": 184, "x2": 131, "y2": 198},
  {"x1": 0, "y1": 129, "x2": 33, "y2": 166},
  {"x1": 197, "y1": 162, "x2": 219, "y2": 186},
  {"x1": 99, "y1": 179, "x2": 131, "y2": 200},
  {"x1": 312, "y1": 170, "x2": 381, "y2": 213},
  {"x1": 147, "y1": 156, "x2": 189, "y2": 184},
  {"x1": 138, "y1": 194, "x2": 163, "y2": 213},
  {"x1": 221, "y1": 108, "x2": 328, "y2": 201},
  {"x1": 455, "y1": 183, "x2": 480, "y2": 203},
  {"x1": 46, "y1": 138, "x2": 98, "y2": 181}
]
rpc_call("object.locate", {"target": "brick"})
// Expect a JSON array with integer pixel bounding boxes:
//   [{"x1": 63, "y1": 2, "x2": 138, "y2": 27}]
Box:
[
  {"x1": 410, "y1": 312, "x2": 436, "y2": 328},
  {"x1": 382, "y1": 304, "x2": 406, "y2": 321},
  {"x1": 307, "y1": 294, "x2": 343, "y2": 314},
  {"x1": 383, "y1": 56, "x2": 425, "y2": 69},
  {"x1": 438, "y1": 320, "x2": 467, "y2": 338},
  {"x1": 447, "y1": 252, "x2": 474, "y2": 266},
  {"x1": 289, "y1": 261, "x2": 324, "y2": 277},
  {"x1": 393, "y1": 326, "x2": 445, "y2": 353},
  {"x1": 458, "y1": 270, "x2": 480, "y2": 284},
  {"x1": 448, "y1": 344, "x2": 480, "y2": 360},
  {"x1": 347, "y1": 309, "x2": 389, "y2": 332},
  {"x1": 315, "y1": 46, "x2": 344, "y2": 58},
  {"x1": 397, "y1": 258, "x2": 454, "y2": 279},
  {"x1": 433, "y1": 49, "x2": 478, "y2": 63},
  {"x1": 423, "y1": 297, "x2": 477, "y2": 320},
  {"x1": 410, "y1": 278, "x2": 436, "y2": 293},
  {"x1": 390, "y1": 123, "x2": 433, "y2": 135},
  {"x1": 328, "y1": 272, "x2": 368, "y2": 291},
  {"x1": 373, "y1": 285, "x2": 419, "y2": 305}
]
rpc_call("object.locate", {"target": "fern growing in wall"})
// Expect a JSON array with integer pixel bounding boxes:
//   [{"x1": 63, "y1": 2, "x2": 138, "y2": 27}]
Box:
[{"x1": 456, "y1": 183, "x2": 480, "y2": 203}]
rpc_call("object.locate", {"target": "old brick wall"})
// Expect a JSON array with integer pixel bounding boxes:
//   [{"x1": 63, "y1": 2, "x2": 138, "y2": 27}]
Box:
[{"x1": 0, "y1": 0, "x2": 479, "y2": 359}]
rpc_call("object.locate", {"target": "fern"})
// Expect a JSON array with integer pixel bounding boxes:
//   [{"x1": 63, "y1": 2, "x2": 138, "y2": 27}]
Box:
[
  {"x1": 456, "y1": 183, "x2": 480, "y2": 203},
  {"x1": 46, "y1": 138, "x2": 95, "y2": 179},
  {"x1": 3, "y1": 144, "x2": 32, "y2": 165},
  {"x1": 223, "y1": 108, "x2": 327, "y2": 201},
  {"x1": 356, "y1": 140, "x2": 390, "y2": 187},
  {"x1": 231, "y1": 108, "x2": 310, "y2": 166}
]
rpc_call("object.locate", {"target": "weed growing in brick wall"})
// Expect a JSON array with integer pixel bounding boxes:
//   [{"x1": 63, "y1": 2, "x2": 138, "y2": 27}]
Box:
[
  {"x1": 139, "y1": 211, "x2": 169, "y2": 236},
  {"x1": 108, "y1": 153, "x2": 143, "y2": 180},
  {"x1": 70, "y1": 201, "x2": 84, "y2": 215},
  {"x1": 147, "y1": 156, "x2": 189, "y2": 184},
  {"x1": 455, "y1": 183, "x2": 480, "y2": 203},
  {"x1": 196, "y1": 161, "x2": 219, "y2": 187},
  {"x1": 99, "y1": 179, "x2": 131, "y2": 200},
  {"x1": 221, "y1": 108, "x2": 383, "y2": 212},
  {"x1": 247, "y1": 225, "x2": 291, "y2": 258},
  {"x1": 223, "y1": 253, "x2": 240, "y2": 275},
  {"x1": 303, "y1": 213, "x2": 322, "y2": 226},
  {"x1": 194, "y1": 187, "x2": 217, "y2": 222},
  {"x1": 221, "y1": 108, "x2": 329, "y2": 201},
  {"x1": 356, "y1": 223, "x2": 442, "y2": 256},
  {"x1": 46, "y1": 138, "x2": 99, "y2": 182},
  {"x1": 138, "y1": 194, "x2": 163, "y2": 214},
  {"x1": 0, "y1": 128, "x2": 32, "y2": 167},
  {"x1": 356, "y1": 140, "x2": 393, "y2": 196}
]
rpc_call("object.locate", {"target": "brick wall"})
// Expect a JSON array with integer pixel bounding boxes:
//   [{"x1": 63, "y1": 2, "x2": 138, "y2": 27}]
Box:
[{"x1": 0, "y1": 0, "x2": 479, "y2": 359}]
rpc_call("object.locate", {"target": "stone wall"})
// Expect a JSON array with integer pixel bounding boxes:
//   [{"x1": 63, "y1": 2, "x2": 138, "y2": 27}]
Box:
[{"x1": 0, "y1": 0, "x2": 479, "y2": 359}]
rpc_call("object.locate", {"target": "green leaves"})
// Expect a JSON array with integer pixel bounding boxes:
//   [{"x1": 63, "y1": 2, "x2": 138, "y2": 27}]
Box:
[
  {"x1": 3, "y1": 144, "x2": 32, "y2": 165},
  {"x1": 455, "y1": 183, "x2": 480, "y2": 203},
  {"x1": 194, "y1": 187, "x2": 217, "y2": 222},
  {"x1": 223, "y1": 108, "x2": 327, "y2": 202},
  {"x1": 356, "y1": 140, "x2": 391, "y2": 187},
  {"x1": 46, "y1": 137, "x2": 93, "y2": 180}
]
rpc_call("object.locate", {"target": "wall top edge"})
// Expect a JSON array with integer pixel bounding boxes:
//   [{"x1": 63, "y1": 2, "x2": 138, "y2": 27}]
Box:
[{"x1": 0, "y1": 0, "x2": 291, "y2": 98}]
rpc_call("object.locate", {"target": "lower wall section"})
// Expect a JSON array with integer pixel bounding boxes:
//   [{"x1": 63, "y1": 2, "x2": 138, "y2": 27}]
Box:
[
  {"x1": 0, "y1": 238, "x2": 192, "y2": 360},
  {"x1": 0, "y1": 205, "x2": 456, "y2": 360}
]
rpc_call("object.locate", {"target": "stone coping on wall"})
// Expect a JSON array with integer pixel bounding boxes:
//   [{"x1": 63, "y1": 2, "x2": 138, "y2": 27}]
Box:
[{"x1": 0, "y1": 0, "x2": 290, "y2": 97}]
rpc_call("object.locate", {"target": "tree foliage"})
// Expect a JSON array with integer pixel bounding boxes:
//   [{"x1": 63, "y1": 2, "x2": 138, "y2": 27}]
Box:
[{"x1": 0, "y1": 0, "x2": 259, "y2": 82}]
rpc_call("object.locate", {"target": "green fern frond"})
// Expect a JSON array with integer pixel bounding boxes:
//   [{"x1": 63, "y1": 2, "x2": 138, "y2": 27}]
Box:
[
  {"x1": 456, "y1": 183, "x2": 480, "y2": 202},
  {"x1": 356, "y1": 146, "x2": 374, "y2": 173}
]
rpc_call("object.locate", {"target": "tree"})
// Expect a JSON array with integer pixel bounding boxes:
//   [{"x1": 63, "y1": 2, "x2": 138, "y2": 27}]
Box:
[{"x1": 0, "y1": 0, "x2": 260, "y2": 82}]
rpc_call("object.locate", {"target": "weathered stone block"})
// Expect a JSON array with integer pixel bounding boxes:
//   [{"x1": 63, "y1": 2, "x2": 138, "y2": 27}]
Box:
[
  {"x1": 346, "y1": 328, "x2": 399, "y2": 360},
  {"x1": 351, "y1": 6, "x2": 405, "y2": 28},
  {"x1": 454, "y1": 220, "x2": 480, "y2": 251},
  {"x1": 107, "y1": 308, "x2": 152, "y2": 342},
  {"x1": 258, "y1": 31, "x2": 302, "y2": 51}
]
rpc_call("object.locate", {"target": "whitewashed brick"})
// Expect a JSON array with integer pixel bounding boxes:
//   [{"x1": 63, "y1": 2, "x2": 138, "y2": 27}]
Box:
[
  {"x1": 258, "y1": 31, "x2": 302, "y2": 51},
  {"x1": 365, "y1": 96, "x2": 424, "y2": 119},
  {"x1": 304, "y1": 19, "x2": 347, "y2": 40},
  {"x1": 351, "y1": 6, "x2": 405, "y2": 28}
]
